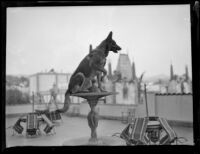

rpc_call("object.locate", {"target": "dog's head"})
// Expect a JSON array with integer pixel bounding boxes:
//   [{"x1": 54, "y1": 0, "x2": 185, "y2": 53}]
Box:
[
  {"x1": 105, "y1": 31, "x2": 121, "y2": 53},
  {"x1": 98, "y1": 31, "x2": 121, "y2": 56}
]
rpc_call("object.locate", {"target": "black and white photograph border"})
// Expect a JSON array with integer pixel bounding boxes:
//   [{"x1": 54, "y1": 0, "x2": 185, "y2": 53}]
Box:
[{"x1": 1, "y1": 0, "x2": 199, "y2": 152}]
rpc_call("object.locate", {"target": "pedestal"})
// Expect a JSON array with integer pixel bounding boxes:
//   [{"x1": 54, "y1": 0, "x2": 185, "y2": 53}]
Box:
[{"x1": 63, "y1": 92, "x2": 124, "y2": 145}]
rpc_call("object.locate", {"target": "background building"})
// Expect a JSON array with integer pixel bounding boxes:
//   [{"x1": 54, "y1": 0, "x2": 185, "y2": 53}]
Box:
[
  {"x1": 104, "y1": 53, "x2": 139, "y2": 105},
  {"x1": 167, "y1": 64, "x2": 192, "y2": 94},
  {"x1": 29, "y1": 69, "x2": 74, "y2": 103},
  {"x1": 116, "y1": 53, "x2": 133, "y2": 81}
]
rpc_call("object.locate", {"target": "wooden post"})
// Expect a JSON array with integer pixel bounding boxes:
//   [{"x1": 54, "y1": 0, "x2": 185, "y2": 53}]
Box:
[
  {"x1": 144, "y1": 84, "x2": 149, "y2": 118},
  {"x1": 32, "y1": 92, "x2": 34, "y2": 113}
]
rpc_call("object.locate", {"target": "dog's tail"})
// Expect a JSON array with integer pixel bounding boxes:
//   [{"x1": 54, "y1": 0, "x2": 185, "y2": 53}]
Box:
[{"x1": 57, "y1": 89, "x2": 71, "y2": 113}]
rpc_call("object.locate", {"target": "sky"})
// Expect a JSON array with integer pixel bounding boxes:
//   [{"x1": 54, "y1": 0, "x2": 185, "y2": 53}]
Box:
[{"x1": 6, "y1": 5, "x2": 192, "y2": 78}]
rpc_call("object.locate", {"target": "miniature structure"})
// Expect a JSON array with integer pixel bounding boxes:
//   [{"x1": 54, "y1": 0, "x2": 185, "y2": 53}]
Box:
[
  {"x1": 11, "y1": 112, "x2": 56, "y2": 137},
  {"x1": 114, "y1": 84, "x2": 187, "y2": 145},
  {"x1": 63, "y1": 80, "x2": 125, "y2": 145},
  {"x1": 119, "y1": 116, "x2": 179, "y2": 145},
  {"x1": 71, "y1": 92, "x2": 118, "y2": 145}
]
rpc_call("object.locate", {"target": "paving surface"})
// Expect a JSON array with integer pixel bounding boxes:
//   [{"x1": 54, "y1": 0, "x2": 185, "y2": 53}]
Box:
[{"x1": 5, "y1": 116, "x2": 194, "y2": 147}]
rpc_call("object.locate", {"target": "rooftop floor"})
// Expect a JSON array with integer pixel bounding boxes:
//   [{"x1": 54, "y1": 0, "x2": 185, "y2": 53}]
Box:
[{"x1": 5, "y1": 115, "x2": 194, "y2": 147}]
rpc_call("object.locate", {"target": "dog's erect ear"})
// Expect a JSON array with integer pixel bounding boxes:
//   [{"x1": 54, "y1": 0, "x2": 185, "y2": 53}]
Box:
[{"x1": 106, "y1": 31, "x2": 113, "y2": 40}]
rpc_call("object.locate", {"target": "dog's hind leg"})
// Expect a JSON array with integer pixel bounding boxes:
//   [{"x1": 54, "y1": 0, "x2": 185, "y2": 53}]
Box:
[
  {"x1": 80, "y1": 77, "x2": 92, "y2": 92},
  {"x1": 71, "y1": 72, "x2": 91, "y2": 93},
  {"x1": 70, "y1": 72, "x2": 85, "y2": 93},
  {"x1": 97, "y1": 72, "x2": 107, "y2": 92}
]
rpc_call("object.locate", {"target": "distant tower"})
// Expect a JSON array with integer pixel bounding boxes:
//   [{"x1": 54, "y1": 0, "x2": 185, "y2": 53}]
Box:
[
  {"x1": 132, "y1": 61, "x2": 136, "y2": 81},
  {"x1": 116, "y1": 53, "x2": 132, "y2": 81},
  {"x1": 185, "y1": 65, "x2": 189, "y2": 81},
  {"x1": 170, "y1": 63, "x2": 174, "y2": 80},
  {"x1": 108, "y1": 61, "x2": 112, "y2": 77}
]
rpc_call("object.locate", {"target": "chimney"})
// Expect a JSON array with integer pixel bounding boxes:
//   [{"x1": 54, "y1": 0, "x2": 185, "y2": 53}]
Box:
[
  {"x1": 132, "y1": 61, "x2": 136, "y2": 80},
  {"x1": 185, "y1": 65, "x2": 189, "y2": 81},
  {"x1": 170, "y1": 63, "x2": 174, "y2": 81},
  {"x1": 108, "y1": 61, "x2": 112, "y2": 77}
]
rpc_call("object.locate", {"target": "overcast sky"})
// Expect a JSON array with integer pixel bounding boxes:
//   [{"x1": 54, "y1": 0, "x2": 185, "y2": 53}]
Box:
[{"x1": 6, "y1": 5, "x2": 192, "y2": 78}]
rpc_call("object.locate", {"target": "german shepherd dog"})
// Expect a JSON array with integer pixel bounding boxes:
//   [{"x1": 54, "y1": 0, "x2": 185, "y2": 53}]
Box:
[{"x1": 58, "y1": 31, "x2": 121, "y2": 113}]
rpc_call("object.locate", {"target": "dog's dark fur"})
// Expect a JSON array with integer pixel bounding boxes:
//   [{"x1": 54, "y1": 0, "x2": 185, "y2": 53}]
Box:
[{"x1": 58, "y1": 31, "x2": 121, "y2": 113}]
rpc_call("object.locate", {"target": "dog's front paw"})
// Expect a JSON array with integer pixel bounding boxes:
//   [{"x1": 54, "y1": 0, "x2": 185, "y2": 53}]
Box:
[
  {"x1": 99, "y1": 87, "x2": 107, "y2": 92},
  {"x1": 103, "y1": 70, "x2": 107, "y2": 76}
]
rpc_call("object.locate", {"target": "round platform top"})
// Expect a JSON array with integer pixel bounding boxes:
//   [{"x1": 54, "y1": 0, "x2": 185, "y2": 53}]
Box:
[{"x1": 71, "y1": 92, "x2": 118, "y2": 100}]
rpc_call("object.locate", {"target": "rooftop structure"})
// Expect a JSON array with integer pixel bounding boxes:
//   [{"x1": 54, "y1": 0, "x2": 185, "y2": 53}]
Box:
[{"x1": 116, "y1": 54, "x2": 133, "y2": 81}]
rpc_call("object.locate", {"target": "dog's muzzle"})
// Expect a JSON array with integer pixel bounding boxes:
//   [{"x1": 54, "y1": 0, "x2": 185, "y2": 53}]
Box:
[
  {"x1": 115, "y1": 46, "x2": 121, "y2": 52},
  {"x1": 117, "y1": 46, "x2": 122, "y2": 51}
]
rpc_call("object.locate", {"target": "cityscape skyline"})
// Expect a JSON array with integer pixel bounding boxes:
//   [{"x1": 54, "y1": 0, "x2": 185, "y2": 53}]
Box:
[
  {"x1": 6, "y1": 5, "x2": 192, "y2": 78},
  {"x1": 6, "y1": 53, "x2": 191, "y2": 83}
]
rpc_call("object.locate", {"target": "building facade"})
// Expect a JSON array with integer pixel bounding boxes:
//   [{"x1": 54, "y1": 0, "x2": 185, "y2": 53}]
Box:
[
  {"x1": 104, "y1": 53, "x2": 139, "y2": 105},
  {"x1": 167, "y1": 64, "x2": 192, "y2": 94},
  {"x1": 29, "y1": 70, "x2": 83, "y2": 104},
  {"x1": 116, "y1": 53, "x2": 133, "y2": 81}
]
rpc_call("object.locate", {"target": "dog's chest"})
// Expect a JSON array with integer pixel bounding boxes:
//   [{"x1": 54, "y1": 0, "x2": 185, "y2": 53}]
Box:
[{"x1": 101, "y1": 58, "x2": 106, "y2": 66}]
